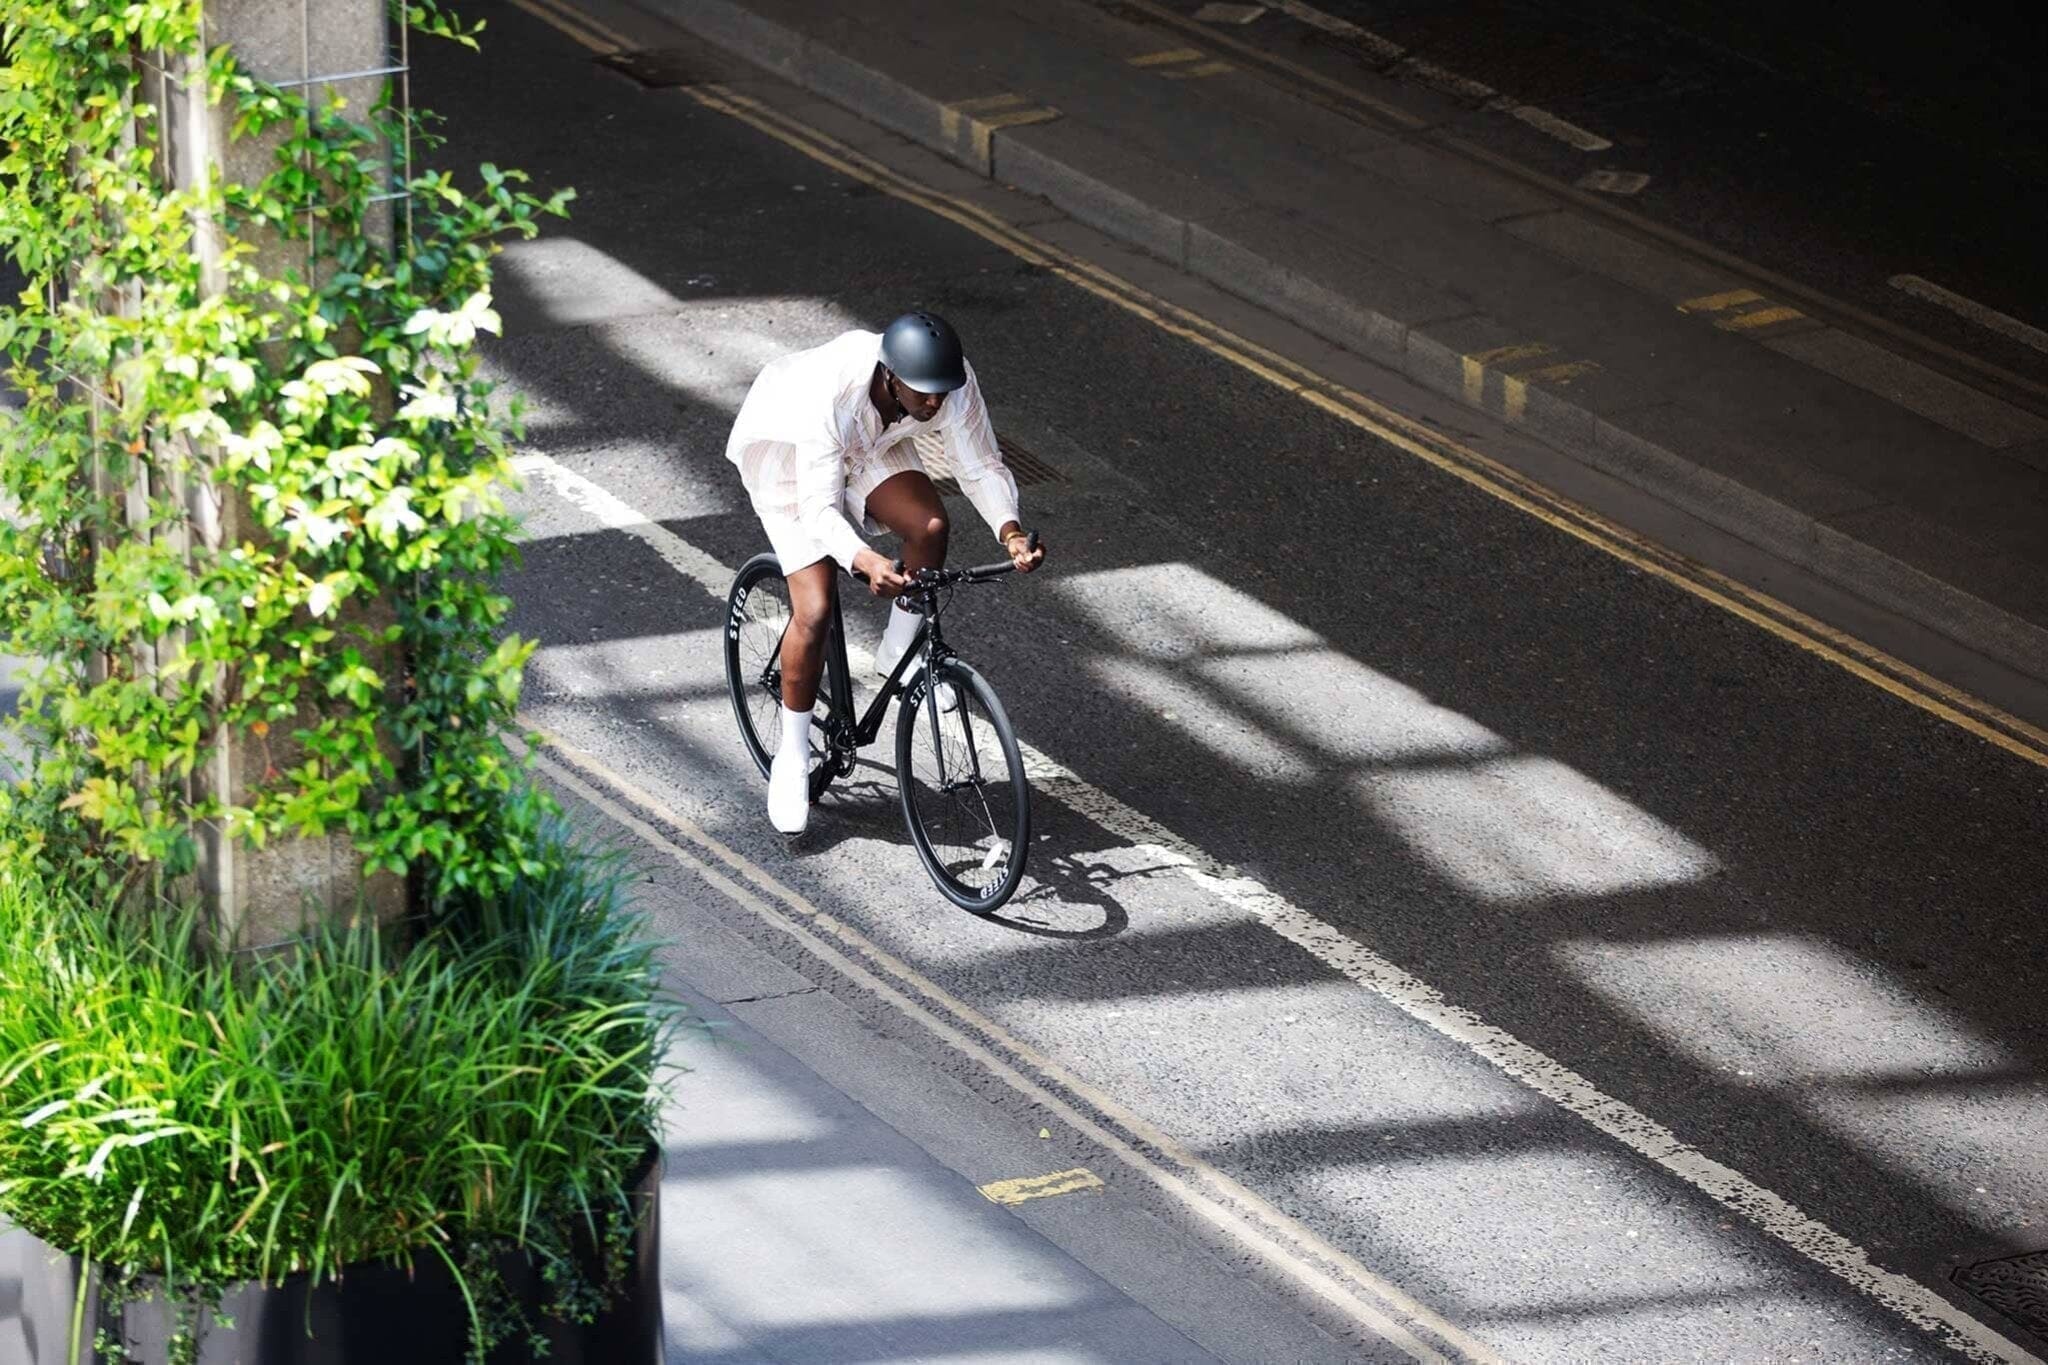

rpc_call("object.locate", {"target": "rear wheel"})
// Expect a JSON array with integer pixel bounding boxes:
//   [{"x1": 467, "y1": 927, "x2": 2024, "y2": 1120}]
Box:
[
  {"x1": 723, "y1": 554, "x2": 821, "y2": 780},
  {"x1": 896, "y1": 659, "x2": 1030, "y2": 912}
]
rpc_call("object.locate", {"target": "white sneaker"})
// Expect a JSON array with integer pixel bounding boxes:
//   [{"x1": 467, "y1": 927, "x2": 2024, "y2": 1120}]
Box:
[
  {"x1": 874, "y1": 623, "x2": 959, "y2": 713},
  {"x1": 767, "y1": 740, "x2": 810, "y2": 835}
]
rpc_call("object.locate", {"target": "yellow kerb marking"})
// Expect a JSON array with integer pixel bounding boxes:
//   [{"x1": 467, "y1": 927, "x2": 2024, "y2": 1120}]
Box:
[
  {"x1": 1719, "y1": 305, "x2": 1805, "y2": 330},
  {"x1": 1502, "y1": 373, "x2": 1528, "y2": 422},
  {"x1": 950, "y1": 92, "x2": 1030, "y2": 114},
  {"x1": 979, "y1": 106, "x2": 1062, "y2": 130},
  {"x1": 1163, "y1": 60, "x2": 1236, "y2": 78},
  {"x1": 942, "y1": 96, "x2": 1060, "y2": 163},
  {"x1": 1462, "y1": 344, "x2": 1553, "y2": 403},
  {"x1": 677, "y1": 80, "x2": 2048, "y2": 772},
  {"x1": 1680, "y1": 288, "x2": 1764, "y2": 314},
  {"x1": 979, "y1": 1168, "x2": 1106, "y2": 1205},
  {"x1": 1469, "y1": 343, "x2": 1555, "y2": 367},
  {"x1": 1519, "y1": 360, "x2": 1600, "y2": 385},
  {"x1": 1130, "y1": 47, "x2": 1204, "y2": 65}
]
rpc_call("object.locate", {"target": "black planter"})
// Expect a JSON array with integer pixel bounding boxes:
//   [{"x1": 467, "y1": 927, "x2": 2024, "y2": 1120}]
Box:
[{"x1": 0, "y1": 1150, "x2": 662, "y2": 1365}]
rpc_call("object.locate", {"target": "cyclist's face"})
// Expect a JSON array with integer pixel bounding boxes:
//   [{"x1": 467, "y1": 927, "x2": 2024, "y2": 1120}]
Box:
[{"x1": 889, "y1": 372, "x2": 946, "y2": 423}]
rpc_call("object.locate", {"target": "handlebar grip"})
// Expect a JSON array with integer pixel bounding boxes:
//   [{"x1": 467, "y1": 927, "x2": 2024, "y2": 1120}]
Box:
[
  {"x1": 850, "y1": 556, "x2": 908, "y2": 585},
  {"x1": 963, "y1": 528, "x2": 1042, "y2": 580}
]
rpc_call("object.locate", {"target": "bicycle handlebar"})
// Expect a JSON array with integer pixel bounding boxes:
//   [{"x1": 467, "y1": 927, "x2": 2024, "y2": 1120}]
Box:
[
  {"x1": 954, "y1": 529, "x2": 1041, "y2": 583},
  {"x1": 849, "y1": 531, "x2": 1040, "y2": 589}
]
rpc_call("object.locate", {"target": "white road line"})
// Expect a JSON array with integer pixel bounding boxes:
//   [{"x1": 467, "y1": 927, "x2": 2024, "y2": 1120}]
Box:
[
  {"x1": 1577, "y1": 168, "x2": 1650, "y2": 195},
  {"x1": 1273, "y1": 0, "x2": 1406, "y2": 62},
  {"x1": 512, "y1": 450, "x2": 2038, "y2": 1365},
  {"x1": 1891, "y1": 274, "x2": 2048, "y2": 357},
  {"x1": 1503, "y1": 103, "x2": 1613, "y2": 151},
  {"x1": 1271, "y1": 1, "x2": 1614, "y2": 151},
  {"x1": 1395, "y1": 57, "x2": 1496, "y2": 104},
  {"x1": 1192, "y1": 1, "x2": 1268, "y2": 23},
  {"x1": 527, "y1": 743, "x2": 1475, "y2": 1365}
]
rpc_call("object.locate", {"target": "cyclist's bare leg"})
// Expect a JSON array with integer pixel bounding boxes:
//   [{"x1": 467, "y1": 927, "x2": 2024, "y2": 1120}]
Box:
[
  {"x1": 780, "y1": 559, "x2": 836, "y2": 711},
  {"x1": 864, "y1": 470, "x2": 949, "y2": 571}
]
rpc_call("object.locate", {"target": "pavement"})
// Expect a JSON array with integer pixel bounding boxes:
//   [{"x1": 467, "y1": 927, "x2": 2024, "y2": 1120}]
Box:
[{"x1": 611, "y1": 0, "x2": 2048, "y2": 700}]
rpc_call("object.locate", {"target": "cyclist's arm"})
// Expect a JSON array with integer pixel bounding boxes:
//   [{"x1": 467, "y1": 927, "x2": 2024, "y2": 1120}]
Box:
[
  {"x1": 792, "y1": 432, "x2": 868, "y2": 571},
  {"x1": 939, "y1": 361, "x2": 1022, "y2": 543}
]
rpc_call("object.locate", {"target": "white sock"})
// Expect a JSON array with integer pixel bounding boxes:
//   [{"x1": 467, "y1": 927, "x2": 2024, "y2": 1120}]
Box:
[
  {"x1": 780, "y1": 704, "x2": 811, "y2": 752},
  {"x1": 881, "y1": 601, "x2": 920, "y2": 653}
]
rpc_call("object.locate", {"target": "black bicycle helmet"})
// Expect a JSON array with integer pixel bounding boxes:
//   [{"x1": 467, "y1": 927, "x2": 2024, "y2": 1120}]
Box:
[{"x1": 879, "y1": 311, "x2": 968, "y2": 393}]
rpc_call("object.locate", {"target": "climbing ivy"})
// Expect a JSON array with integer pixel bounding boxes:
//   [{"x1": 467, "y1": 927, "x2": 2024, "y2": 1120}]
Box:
[{"x1": 0, "y1": 0, "x2": 573, "y2": 903}]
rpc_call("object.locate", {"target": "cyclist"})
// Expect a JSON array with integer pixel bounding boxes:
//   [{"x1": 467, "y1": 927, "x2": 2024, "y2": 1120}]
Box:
[{"x1": 726, "y1": 310, "x2": 1047, "y2": 835}]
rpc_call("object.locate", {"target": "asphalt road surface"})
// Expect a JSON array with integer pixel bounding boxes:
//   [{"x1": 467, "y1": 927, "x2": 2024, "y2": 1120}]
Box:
[{"x1": 428, "y1": 4, "x2": 2048, "y2": 1359}]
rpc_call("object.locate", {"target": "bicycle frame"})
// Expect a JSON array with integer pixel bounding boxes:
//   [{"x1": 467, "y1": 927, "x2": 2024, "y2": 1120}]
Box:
[{"x1": 807, "y1": 575, "x2": 949, "y2": 798}]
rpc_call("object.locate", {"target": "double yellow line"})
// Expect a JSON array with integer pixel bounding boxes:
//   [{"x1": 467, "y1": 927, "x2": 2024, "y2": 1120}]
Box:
[
  {"x1": 503, "y1": 0, "x2": 2048, "y2": 771},
  {"x1": 505, "y1": 0, "x2": 630, "y2": 52}
]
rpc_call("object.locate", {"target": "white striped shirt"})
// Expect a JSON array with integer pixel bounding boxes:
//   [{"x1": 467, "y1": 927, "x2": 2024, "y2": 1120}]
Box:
[{"x1": 725, "y1": 329, "x2": 1022, "y2": 569}]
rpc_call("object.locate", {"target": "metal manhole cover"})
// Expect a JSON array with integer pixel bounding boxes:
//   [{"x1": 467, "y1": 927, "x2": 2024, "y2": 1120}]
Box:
[
  {"x1": 914, "y1": 433, "x2": 1065, "y2": 495},
  {"x1": 597, "y1": 47, "x2": 715, "y2": 89},
  {"x1": 1954, "y1": 1250, "x2": 2048, "y2": 1340}
]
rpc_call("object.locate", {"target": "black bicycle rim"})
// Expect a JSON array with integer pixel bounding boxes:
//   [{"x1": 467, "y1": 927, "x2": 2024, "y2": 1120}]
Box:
[{"x1": 896, "y1": 659, "x2": 1031, "y2": 912}]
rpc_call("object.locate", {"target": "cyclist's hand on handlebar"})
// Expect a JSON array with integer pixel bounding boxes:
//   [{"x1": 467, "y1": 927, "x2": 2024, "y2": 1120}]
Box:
[
  {"x1": 851, "y1": 547, "x2": 912, "y2": 597},
  {"x1": 1002, "y1": 527, "x2": 1045, "y2": 574}
]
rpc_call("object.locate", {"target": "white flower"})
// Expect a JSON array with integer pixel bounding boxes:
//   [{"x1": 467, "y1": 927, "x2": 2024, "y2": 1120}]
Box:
[
  {"x1": 279, "y1": 379, "x2": 321, "y2": 419},
  {"x1": 168, "y1": 407, "x2": 227, "y2": 441},
  {"x1": 369, "y1": 436, "x2": 420, "y2": 469},
  {"x1": 283, "y1": 502, "x2": 347, "y2": 550},
  {"x1": 403, "y1": 290, "x2": 500, "y2": 348},
  {"x1": 365, "y1": 487, "x2": 426, "y2": 544},
  {"x1": 220, "y1": 420, "x2": 284, "y2": 473},
  {"x1": 301, "y1": 355, "x2": 379, "y2": 397},
  {"x1": 307, "y1": 580, "x2": 337, "y2": 618},
  {"x1": 323, "y1": 444, "x2": 375, "y2": 481},
  {"x1": 209, "y1": 356, "x2": 256, "y2": 396},
  {"x1": 172, "y1": 594, "x2": 219, "y2": 628},
  {"x1": 396, "y1": 380, "x2": 459, "y2": 423}
]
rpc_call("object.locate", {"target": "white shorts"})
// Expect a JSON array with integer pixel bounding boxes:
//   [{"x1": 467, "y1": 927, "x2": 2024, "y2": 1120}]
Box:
[{"x1": 748, "y1": 439, "x2": 933, "y2": 574}]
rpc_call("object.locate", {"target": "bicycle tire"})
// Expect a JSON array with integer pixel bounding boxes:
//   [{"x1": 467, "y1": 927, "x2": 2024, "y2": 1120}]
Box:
[
  {"x1": 896, "y1": 658, "x2": 1031, "y2": 912},
  {"x1": 723, "y1": 553, "x2": 800, "y2": 780}
]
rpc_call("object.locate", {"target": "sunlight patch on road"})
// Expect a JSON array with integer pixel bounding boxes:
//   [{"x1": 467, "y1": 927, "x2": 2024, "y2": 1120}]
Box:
[
  {"x1": 1362, "y1": 756, "x2": 1715, "y2": 901},
  {"x1": 1558, "y1": 934, "x2": 2046, "y2": 1224},
  {"x1": 1054, "y1": 563, "x2": 1714, "y2": 901},
  {"x1": 1085, "y1": 653, "x2": 1321, "y2": 780},
  {"x1": 495, "y1": 237, "x2": 861, "y2": 412},
  {"x1": 527, "y1": 630, "x2": 730, "y2": 703},
  {"x1": 1282, "y1": 1145, "x2": 1780, "y2": 1341}
]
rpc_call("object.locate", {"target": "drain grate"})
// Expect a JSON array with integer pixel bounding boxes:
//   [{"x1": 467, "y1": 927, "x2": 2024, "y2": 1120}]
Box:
[
  {"x1": 1954, "y1": 1250, "x2": 2048, "y2": 1340},
  {"x1": 596, "y1": 47, "x2": 716, "y2": 89},
  {"x1": 914, "y1": 432, "x2": 1065, "y2": 495}
]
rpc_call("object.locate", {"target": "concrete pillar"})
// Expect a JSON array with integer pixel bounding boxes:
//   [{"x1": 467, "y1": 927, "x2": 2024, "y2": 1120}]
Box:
[{"x1": 143, "y1": 0, "x2": 411, "y2": 947}]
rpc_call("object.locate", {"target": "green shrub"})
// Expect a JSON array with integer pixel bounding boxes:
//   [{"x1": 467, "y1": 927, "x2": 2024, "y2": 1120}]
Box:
[
  {"x1": 0, "y1": 0, "x2": 571, "y2": 900},
  {"x1": 0, "y1": 820, "x2": 682, "y2": 1361}
]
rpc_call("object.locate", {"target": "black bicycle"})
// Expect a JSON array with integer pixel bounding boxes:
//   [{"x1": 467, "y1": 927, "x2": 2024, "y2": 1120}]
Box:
[{"x1": 722, "y1": 536, "x2": 1038, "y2": 912}]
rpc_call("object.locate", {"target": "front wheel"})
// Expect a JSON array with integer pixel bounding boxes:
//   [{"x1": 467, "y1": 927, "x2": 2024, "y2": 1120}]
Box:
[
  {"x1": 896, "y1": 659, "x2": 1031, "y2": 913},
  {"x1": 724, "y1": 553, "x2": 805, "y2": 780}
]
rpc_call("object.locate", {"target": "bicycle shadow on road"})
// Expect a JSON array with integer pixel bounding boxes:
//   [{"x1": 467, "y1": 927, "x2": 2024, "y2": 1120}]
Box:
[{"x1": 800, "y1": 757, "x2": 1135, "y2": 941}]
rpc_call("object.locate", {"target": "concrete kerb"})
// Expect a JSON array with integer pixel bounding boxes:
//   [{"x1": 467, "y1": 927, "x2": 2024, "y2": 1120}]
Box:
[
  {"x1": 995, "y1": 135, "x2": 1190, "y2": 268},
  {"x1": 648, "y1": 0, "x2": 2048, "y2": 686},
  {"x1": 1186, "y1": 220, "x2": 1411, "y2": 370}
]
